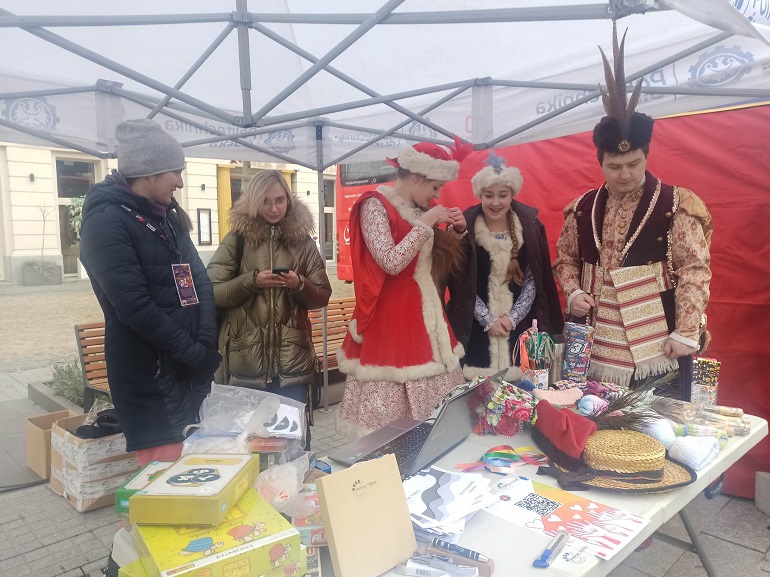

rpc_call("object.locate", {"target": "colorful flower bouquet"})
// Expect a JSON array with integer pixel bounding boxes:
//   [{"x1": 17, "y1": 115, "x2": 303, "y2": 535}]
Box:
[{"x1": 470, "y1": 380, "x2": 537, "y2": 437}]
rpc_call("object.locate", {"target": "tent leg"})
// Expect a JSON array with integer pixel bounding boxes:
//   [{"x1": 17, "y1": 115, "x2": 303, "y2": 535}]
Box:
[{"x1": 315, "y1": 121, "x2": 333, "y2": 415}]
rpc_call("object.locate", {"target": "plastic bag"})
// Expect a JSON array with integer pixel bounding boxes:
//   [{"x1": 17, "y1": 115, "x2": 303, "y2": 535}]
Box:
[
  {"x1": 182, "y1": 430, "x2": 250, "y2": 456},
  {"x1": 190, "y1": 384, "x2": 307, "y2": 460},
  {"x1": 83, "y1": 398, "x2": 114, "y2": 426},
  {"x1": 253, "y1": 453, "x2": 315, "y2": 518}
]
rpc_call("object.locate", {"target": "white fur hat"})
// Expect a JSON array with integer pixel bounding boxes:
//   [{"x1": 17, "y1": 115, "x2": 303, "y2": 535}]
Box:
[
  {"x1": 471, "y1": 151, "x2": 523, "y2": 198},
  {"x1": 388, "y1": 142, "x2": 460, "y2": 182}
]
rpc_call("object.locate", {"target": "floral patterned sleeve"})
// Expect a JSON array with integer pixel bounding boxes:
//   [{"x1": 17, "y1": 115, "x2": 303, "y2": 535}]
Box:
[
  {"x1": 553, "y1": 211, "x2": 583, "y2": 300},
  {"x1": 474, "y1": 296, "x2": 496, "y2": 330},
  {"x1": 508, "y1": 268, "x2": 535, "y2": 326},
  {"x1": 671, "y1": 210, "x2": 711, "y2": 341},
  {"x1": 360, "y1": 196, "x2": 432, "y2": 276}
]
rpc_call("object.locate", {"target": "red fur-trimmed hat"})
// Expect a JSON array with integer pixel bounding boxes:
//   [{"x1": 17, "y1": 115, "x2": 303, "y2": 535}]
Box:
[{"x1": 386, "y1": 136, "x2": 470, "y2": 182}]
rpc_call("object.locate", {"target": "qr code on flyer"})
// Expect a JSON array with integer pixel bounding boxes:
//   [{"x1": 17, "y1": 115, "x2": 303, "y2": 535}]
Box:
[{"x1": 514, "y1": 493, "x2": 560, "y2": 516}]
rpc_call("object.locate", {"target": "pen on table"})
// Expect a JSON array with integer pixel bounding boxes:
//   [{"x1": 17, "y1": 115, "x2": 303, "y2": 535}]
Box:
[
  {"x1": 431, "y1": 538, "x2": 489, "y2": 562},
  {"x1": 533, "y1": 528, "x2": 569, "y2": 568}
]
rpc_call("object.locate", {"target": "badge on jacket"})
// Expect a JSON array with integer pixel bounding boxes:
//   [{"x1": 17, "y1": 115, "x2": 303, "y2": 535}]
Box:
[{"x1": 172, "y1": 263, "x2": 199, "y2": 307}]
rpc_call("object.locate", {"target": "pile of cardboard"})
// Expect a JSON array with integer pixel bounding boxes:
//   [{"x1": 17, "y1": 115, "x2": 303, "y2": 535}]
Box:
[{"x1": 49, "y1": 413, "x2": 140, "y2": 512}]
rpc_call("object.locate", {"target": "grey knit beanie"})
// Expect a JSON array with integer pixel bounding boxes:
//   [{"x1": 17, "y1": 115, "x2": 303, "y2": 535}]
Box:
[{"x1": 116, "y1": 119, "x2": 186, "y2": 178}]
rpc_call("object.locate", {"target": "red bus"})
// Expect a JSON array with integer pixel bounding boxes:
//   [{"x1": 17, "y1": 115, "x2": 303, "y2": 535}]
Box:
[{"x1": 334, "y1": 158, "x2": 481, "y2": 281}]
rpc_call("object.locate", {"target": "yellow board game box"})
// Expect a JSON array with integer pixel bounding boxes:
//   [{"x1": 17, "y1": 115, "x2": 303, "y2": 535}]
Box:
[
  {"x1": 121, "y1": 545, "x2": 308, "y2": 577},
  {"x1": 129, "y1": 454, "x2": 259, "y2": 526},
  {"x1": 134, "y1": 488, "x2": 302, "y2": 577}
]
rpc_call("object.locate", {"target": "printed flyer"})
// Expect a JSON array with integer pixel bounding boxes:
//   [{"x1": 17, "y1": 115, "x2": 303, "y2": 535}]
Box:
[{"x1": 485, "y1": 475, "x2": 649, "y2": 560}]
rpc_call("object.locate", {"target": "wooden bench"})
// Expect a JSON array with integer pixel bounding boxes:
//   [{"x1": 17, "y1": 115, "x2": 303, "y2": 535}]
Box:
[
  {"x1": 75, "y1": 296, "x2": 357, "y2": 419},
  {"x1": 308, "y1": 296, "x2": 356, "y2": 422},
  {"x1": 75, "y1": 321, "x2": 110, "y2": 412}
]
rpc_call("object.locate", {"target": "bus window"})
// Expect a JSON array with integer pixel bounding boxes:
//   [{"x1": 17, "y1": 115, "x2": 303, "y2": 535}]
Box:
[{"x1": 338, "y1": 161, "x2": 397, "y2": 187}]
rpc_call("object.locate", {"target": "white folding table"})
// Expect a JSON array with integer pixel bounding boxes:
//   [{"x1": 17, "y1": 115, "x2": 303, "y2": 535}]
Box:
[{"x1": 321, "y1": 414, "x2": 768, "y2": 577}]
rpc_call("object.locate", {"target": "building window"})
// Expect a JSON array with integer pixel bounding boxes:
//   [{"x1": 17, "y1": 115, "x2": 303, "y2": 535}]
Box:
[{"x1": 56, "y1": 160, "x2": 96, "y2": 275}]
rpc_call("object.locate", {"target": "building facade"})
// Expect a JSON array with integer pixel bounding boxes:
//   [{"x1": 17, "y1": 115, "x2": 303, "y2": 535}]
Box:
[{"x1": 0, "y1": 142, "x2": 336, "y2": 283}]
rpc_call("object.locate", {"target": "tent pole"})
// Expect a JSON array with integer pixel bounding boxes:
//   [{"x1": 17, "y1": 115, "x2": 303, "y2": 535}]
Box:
[
  {"x1": 487, "y1": 30, "x2": 734, "y2": 148},
  {"x1": 328, "y1": 85, "x2": 469, "y2": 167},
  {"x1": 250, "y1": 21, "x2": 454, "y2": 138},
  {"x1": 251, "y1": 0, "x2": 406, "y2": 123},
  {"x1": 235, "y1": 0, "x2": 253, "y2": 123},
  {"x1": 259, "y1": 80, "x2": 473, "y2": 127},
  {"x1": 0, "y1": 117, "x2": 106, "y2": 158},
  {"x1": 147, "y1": 25, "x2": 233, "y2": 119},
  {"x1": 315, "y1": 121, "x2": 332, "y2": 415},
  {"x1": 0, "y1": 7, "x2": 236, "y2": 124}
]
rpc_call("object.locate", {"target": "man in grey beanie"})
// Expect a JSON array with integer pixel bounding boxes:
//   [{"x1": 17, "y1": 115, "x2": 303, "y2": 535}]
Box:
[{"x1": 79, "y1": 119, "x2": 220, "y2": 465}]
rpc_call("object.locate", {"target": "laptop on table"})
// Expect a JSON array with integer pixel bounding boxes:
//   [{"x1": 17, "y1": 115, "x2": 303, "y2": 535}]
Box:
[{"x1": 328, "y1": 370, "x2": 507, "y2": 479}]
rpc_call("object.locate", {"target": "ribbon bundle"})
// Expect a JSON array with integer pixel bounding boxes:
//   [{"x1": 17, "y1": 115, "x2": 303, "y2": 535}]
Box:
[{"x1": 457, "y1": 445, "x2": 549, "y2": 475}]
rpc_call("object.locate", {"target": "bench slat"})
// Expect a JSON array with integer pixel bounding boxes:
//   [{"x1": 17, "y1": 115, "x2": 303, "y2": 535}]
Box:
[{"x1": 74, "y1": 296, "x2": 356, "y2": 404}]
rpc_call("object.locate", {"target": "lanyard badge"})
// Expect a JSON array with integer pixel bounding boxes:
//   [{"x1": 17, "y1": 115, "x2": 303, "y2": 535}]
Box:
[{"x1": 172, "y1": 263, "x2": 199, "y2": 307}]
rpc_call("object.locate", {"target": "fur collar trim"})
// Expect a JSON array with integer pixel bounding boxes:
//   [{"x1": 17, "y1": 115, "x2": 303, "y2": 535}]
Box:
[
  {"x1": 379, "y1": 186, "x2": 423, "y2": 225},
  {"x1": 229, "y1": 194, "x2": 315, "y2": 247}
]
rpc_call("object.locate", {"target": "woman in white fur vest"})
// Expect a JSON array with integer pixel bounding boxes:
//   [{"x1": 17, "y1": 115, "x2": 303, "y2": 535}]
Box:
[
  {"x1": 336, "y1": 142, "x2": 468, "y2": 438},
  {"x1": 446, "y1": 152, "x2": 564, "y2": 380}
]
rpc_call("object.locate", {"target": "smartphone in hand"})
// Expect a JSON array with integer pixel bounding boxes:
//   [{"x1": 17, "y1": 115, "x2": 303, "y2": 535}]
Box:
[{"x1": 272, "y1": 267, "x2": 290, "y2": 274}]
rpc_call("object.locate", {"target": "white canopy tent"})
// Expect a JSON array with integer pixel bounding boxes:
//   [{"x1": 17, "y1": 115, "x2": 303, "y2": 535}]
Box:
[
  {"x1": 2, "y1": 0, "x2": 768, "y2": 406},
  {"x1": 1, "y1": 0, "x2": 769, "y2": 169}
]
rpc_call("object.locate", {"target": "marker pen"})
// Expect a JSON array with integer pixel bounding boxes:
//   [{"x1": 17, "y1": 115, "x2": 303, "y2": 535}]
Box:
[
  {"x1": 533, "y1": 529, "x2": 569, "y2": 568},
  {"x1": 431, "y1": 539, "x2": 489, "y2": 562}
]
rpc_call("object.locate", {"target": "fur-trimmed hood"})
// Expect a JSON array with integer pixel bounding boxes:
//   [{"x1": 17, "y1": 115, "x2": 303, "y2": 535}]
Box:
[{"x1": 229, "y1": 194, "x2": 316, "y2": 248}]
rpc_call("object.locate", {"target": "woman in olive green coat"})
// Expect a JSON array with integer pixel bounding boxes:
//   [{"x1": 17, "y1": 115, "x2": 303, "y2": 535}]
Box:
[{"x1": 207, "y1": 170, "x2": 331, "y2": 411}]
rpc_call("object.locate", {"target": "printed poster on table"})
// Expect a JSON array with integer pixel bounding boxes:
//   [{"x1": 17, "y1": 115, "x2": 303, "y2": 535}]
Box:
[{"x1": 486, "y1": 475, "x2": 649, "y2": 561}]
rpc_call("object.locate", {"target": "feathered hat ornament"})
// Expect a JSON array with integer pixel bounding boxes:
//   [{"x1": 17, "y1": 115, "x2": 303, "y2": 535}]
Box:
[
  {"x1": 593, "y1": 22, "x2": 653, "y2": 156},
  {"x1": 470, "y1": 150, "x2": 523, "y2": 198}
]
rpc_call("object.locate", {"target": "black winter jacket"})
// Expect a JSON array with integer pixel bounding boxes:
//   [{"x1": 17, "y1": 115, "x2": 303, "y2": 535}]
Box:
[{"x1": 79, "y1": 171, "x2": 217, "y2": 452}]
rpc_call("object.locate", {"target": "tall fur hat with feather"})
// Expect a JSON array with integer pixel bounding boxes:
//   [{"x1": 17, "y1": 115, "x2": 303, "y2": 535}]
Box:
[
  {"x1": 593, "y1": 22, "x2": 654, "y2": 157},
  {"x1": 471, "y1": 151, "x2": 523, "y2": 198}
]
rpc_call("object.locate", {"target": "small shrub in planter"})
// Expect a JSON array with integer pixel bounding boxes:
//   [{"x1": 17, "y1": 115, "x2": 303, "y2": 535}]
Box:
[
  {"x1": 50, "y1": 359, "x2": 109, "y2": 407},
  {"x1": 50, "y1": 359, "x2": 85, "y2": 406}
]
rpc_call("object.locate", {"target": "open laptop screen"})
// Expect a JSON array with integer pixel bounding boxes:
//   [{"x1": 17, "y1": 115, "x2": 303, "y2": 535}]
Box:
[{"x1": 406, "y1": 369, "x2": 508, "y2": 476}]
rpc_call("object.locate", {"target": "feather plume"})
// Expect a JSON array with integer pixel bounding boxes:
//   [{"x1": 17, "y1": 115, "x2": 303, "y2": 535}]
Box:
[
  {"x1": 485, "y1": 151, "x2": 506, "y2": 172},
  {"x1": 449, "y1": 134, "x2": 473, "y2": 162},
  {"x1": 598, "y1": 22, "x2": 641, "y2": 127},
  {"x1": 614, "y1": 25, "x2": 628, "y2": 107},
  {"x1": 587, "y1": 376, "x2": 674, "y2": 431},
  {"x1": 624, "y1": 79, "x2": 644, "y2": 133}
]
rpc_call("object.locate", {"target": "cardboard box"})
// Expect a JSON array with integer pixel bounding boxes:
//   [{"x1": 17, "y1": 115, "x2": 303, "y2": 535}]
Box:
[
  {"x1": 26, "y1": 410, "x2": 77, "y2": 479},
  {"x1": 249, "y1": 437, "x2": 290, "y2": 472},
  {"x1": 134, "y1": 488, "x2": 301, "y2": 577},
  {"x1": 50, "y1": 414, "x2": 140, "y2": 512},
  {"x1": 120, "y1": 548, "x2": 307, "y2": 577},
  {"x1": 116, "y1": 461, "x2": 173, "y2": 516},
  {"x1": 129, "y1": 454, "x2": 259, "y2": 526},
  {"x1": 291, "y1": 484, "x2": 327, "y2": 547}
]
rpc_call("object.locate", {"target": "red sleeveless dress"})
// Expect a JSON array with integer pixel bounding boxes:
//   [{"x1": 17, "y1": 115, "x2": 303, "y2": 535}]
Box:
[{"x1": 337, "y1": 189, "x2": 464, "y2": 437}]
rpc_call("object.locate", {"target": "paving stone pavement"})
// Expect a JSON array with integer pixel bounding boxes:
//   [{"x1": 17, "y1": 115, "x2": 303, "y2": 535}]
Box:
[{"x1": 1, "y1": 280, "x2": 768, "y2": 576}]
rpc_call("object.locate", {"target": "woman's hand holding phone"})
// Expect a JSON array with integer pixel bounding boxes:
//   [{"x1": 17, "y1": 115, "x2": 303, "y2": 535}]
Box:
[{"x1": 254, "y1": 268, "x2": 302, "y2": 290}]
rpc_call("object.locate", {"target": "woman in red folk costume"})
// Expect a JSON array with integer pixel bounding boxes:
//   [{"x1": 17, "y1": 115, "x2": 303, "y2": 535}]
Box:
[{"x1": 337, "y1": 141, "x2": 469, "y2": 438}]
